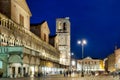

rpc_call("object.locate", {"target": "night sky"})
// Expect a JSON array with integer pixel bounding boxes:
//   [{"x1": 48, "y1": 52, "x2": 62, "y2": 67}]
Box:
[{"x1": 26, "y1": 0, "x2": 120, "y2": 59}]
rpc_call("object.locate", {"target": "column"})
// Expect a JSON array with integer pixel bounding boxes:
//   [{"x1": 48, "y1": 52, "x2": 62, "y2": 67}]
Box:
[
  {"x1": 29, "y1": 54, "x2": 31, "y2": 77},
  {"x1": 27, "y1": 67, "x2": 29, "y2": 76},
  {"x1": 28, "y1": 66, "x2": 30, "y2": 76},
  {"x1": 21, "y1": 64, "x2": 23, "y2": 77},
  {"x1": 15, "y1": 67, "x2": 18, "y2": 78},
  {"x1": 25, "y1": 67, "x2": 27, "y2": 74},
  {"x1": 52, "y1": 67, "x2": 54, "y2": 74},
  {"x1": 7, "y1": 64, "x2": 10, "y2": 77},
  {"x1": 9, "y1": 67, "x2": 12, "y2": 78},
  {"x1": 34, "y1": 65, "x2": 35, "y2": 77}
]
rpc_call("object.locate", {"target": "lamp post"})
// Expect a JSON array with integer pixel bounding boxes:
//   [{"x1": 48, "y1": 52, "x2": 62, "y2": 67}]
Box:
[
  {"x1": 78, "y1": 39, "x2": 87, "y2": 77},
  {"x1": 70, "y1": 53, "x2": 74, "y2": 71}
]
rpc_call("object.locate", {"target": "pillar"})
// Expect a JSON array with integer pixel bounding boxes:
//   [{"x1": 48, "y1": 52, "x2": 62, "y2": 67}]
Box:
[
  {"x1": 21, "y1": 64, "x2": 23, "y2": 77},
  {"x1": 15, "y1": 66, "x2": 18, "y2": 78},
  {"x1": 34, "y1": 65, "x2": 35, "y2": 77},
  {"x1": 28, "y1": 66, "x2": 30, "y2": 76},
  {"x1": 9, "y1": 67, "x2": 12, "y2": 78}
]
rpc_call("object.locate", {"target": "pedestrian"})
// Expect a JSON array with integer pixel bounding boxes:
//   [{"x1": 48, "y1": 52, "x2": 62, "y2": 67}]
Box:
[
  {"x1": 66, "y1": 71, "x2": 68, "y2": 77},
  {"x1": 69, "y1": 71, "x2": 71, "y2": 77},
  {"x1": 64, "y1": 71, "x2": 66, "y2": 77},
  {"x1": 38, "y1": 72, "x2": 40, "y2": 77},
  {"x1": 112, "y1": 72, "x2": 116, "y2": 78}
]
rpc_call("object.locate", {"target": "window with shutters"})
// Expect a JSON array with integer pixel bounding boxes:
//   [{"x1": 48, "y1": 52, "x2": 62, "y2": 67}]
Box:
[{"x1": 19, "y1": 14, "x2": 24, "y2": 26}]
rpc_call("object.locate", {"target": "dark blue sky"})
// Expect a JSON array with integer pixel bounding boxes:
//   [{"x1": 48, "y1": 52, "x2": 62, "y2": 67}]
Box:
[{"x1": 26, "y1": 0, "x2": 120, "y2": 59}]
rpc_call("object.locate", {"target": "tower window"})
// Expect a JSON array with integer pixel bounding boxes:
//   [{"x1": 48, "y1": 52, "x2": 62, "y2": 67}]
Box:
[
  {"x1": 63, "y1": 23, "x2": 66, "y2": 31},
  {"x1": 63, "y1": 22, "x2": 66, "y2": 27}
]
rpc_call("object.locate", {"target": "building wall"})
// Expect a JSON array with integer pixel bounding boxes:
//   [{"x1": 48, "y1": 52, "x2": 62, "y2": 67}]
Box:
[
  {"x1": 49, "y1": 37, "x2": 54, "y2": 47},
  {"x1": 0, "y1": 0, "x2": 31, "y2": 30},
  {"x1": 49, "y1": 35, "x2": 58, "y2": 49},
  {"x1": 11, "y1": 0, "x2": 31, "y2": 30},
  {"x1": 77, "y1": 57, "x2": 104, "y2": 73},
  {"x1": 0, "y1": 12, "x2": 60, "y2": 78},
  {"x1": 40, "y1": 21, "x2": 50, "y2": 43},
  {"x1": 0, "y1": 0, "x2": 60, "y2": 77},
  {"x1": 54, "y1": 36, "x2": 58, "y2": 49},
  {"x1": 30, "y1": 21, "x2": 50, "y2": 43},
  {"x1": 0, "y1": 0, "x2": 11, "y2": 18},
  {"x1": 103, "y1": 58, "x2": 108, "y2": 72},
  {"x1": 99, "y1": 60, "x2": 104, "y2": 71},
  {"x1": 107, "y1": 53, "x2": 115, "y2": 72},
  {"x1": 115, "y1": 49, "x2": 120, "y2": 69},
  {"x1": 30, "y1": 25, "x2": 41, "y2": 38}
]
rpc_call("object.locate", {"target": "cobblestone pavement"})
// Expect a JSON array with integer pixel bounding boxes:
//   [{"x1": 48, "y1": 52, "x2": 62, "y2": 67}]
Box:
[{"x1": 0, "y1": 74, "x2": 120, "y2": 80}]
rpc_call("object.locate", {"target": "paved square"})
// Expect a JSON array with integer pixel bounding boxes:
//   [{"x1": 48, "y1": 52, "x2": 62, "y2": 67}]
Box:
[{"x1": 0, "y1": 75, "x2": 120, "y2": 80}]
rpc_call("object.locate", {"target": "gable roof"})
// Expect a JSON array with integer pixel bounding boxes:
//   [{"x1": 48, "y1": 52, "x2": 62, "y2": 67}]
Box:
[
  {"x1": 41, "y1": 21, "x2": 50, "y2": 33},
  {"x1": 30, "y1": 21, "x2": 50, "y2": 34},
  {"x1": 30, "y1": 21, "x2": 46, "y2": 26},
  {"x1": 14, "y1": 0, "x2": 32, "y2": 16}
]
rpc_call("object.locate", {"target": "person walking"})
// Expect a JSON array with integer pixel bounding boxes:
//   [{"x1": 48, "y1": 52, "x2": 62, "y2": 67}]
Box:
[
  {"x1": 64, "y1": 71, "x2": 66, "y2": 77},
  {"x1": 118, "y1": 72, "x2": 120, "y2": 79},
  {"x1": 69, "y1": 71, "x2": 71, "y2": 77},
  {"x1": 66, "y1": 71, "x2": 69, "y2": 77}
]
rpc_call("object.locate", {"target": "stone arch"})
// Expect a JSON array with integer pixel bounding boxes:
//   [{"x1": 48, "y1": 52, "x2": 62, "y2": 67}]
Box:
[
  {"x1": 36, "y1": 58, "x2": 40, "y2": 65},
  {"x1": 30, "y1": 56, "x2": 35, "y2": 65},
  {"x1": 9, "y1": 55, "x2": 22, "y2": 63},
  {"x1": 23, "y1": 55, "x2": 29, "y2": 64}
]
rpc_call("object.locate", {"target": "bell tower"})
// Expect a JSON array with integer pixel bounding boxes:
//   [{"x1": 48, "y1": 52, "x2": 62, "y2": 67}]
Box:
[{"x1": 56, "y1": 17, "x2": 71, "y2": 66}]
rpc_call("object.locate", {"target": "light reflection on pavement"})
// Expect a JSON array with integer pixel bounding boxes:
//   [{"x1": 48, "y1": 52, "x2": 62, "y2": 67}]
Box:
[{"x1": 0, "y1": 74, "x2": 119, "y2": 80}]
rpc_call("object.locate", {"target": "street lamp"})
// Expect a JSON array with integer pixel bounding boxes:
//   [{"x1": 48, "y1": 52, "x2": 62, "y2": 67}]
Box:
[
  {"x1": 71, "y1": 53, "x2": 74, "y2": 56},
  {"x1": 77, "y1": 39, "x2": 87, "y2": 77},
  {"x1": 70, "y1": 53, "x2": 74, "y2": 71}
]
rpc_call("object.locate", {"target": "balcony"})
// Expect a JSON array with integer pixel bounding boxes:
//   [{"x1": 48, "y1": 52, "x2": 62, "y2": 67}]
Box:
[{"x1": 0, "y1": 13, "x2": 60, "y2": 63}]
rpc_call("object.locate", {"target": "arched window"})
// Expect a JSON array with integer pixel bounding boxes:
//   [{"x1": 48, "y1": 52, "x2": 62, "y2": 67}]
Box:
[{"x1": 63, "y1": 23, "x2": 67, "y2": 31}]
